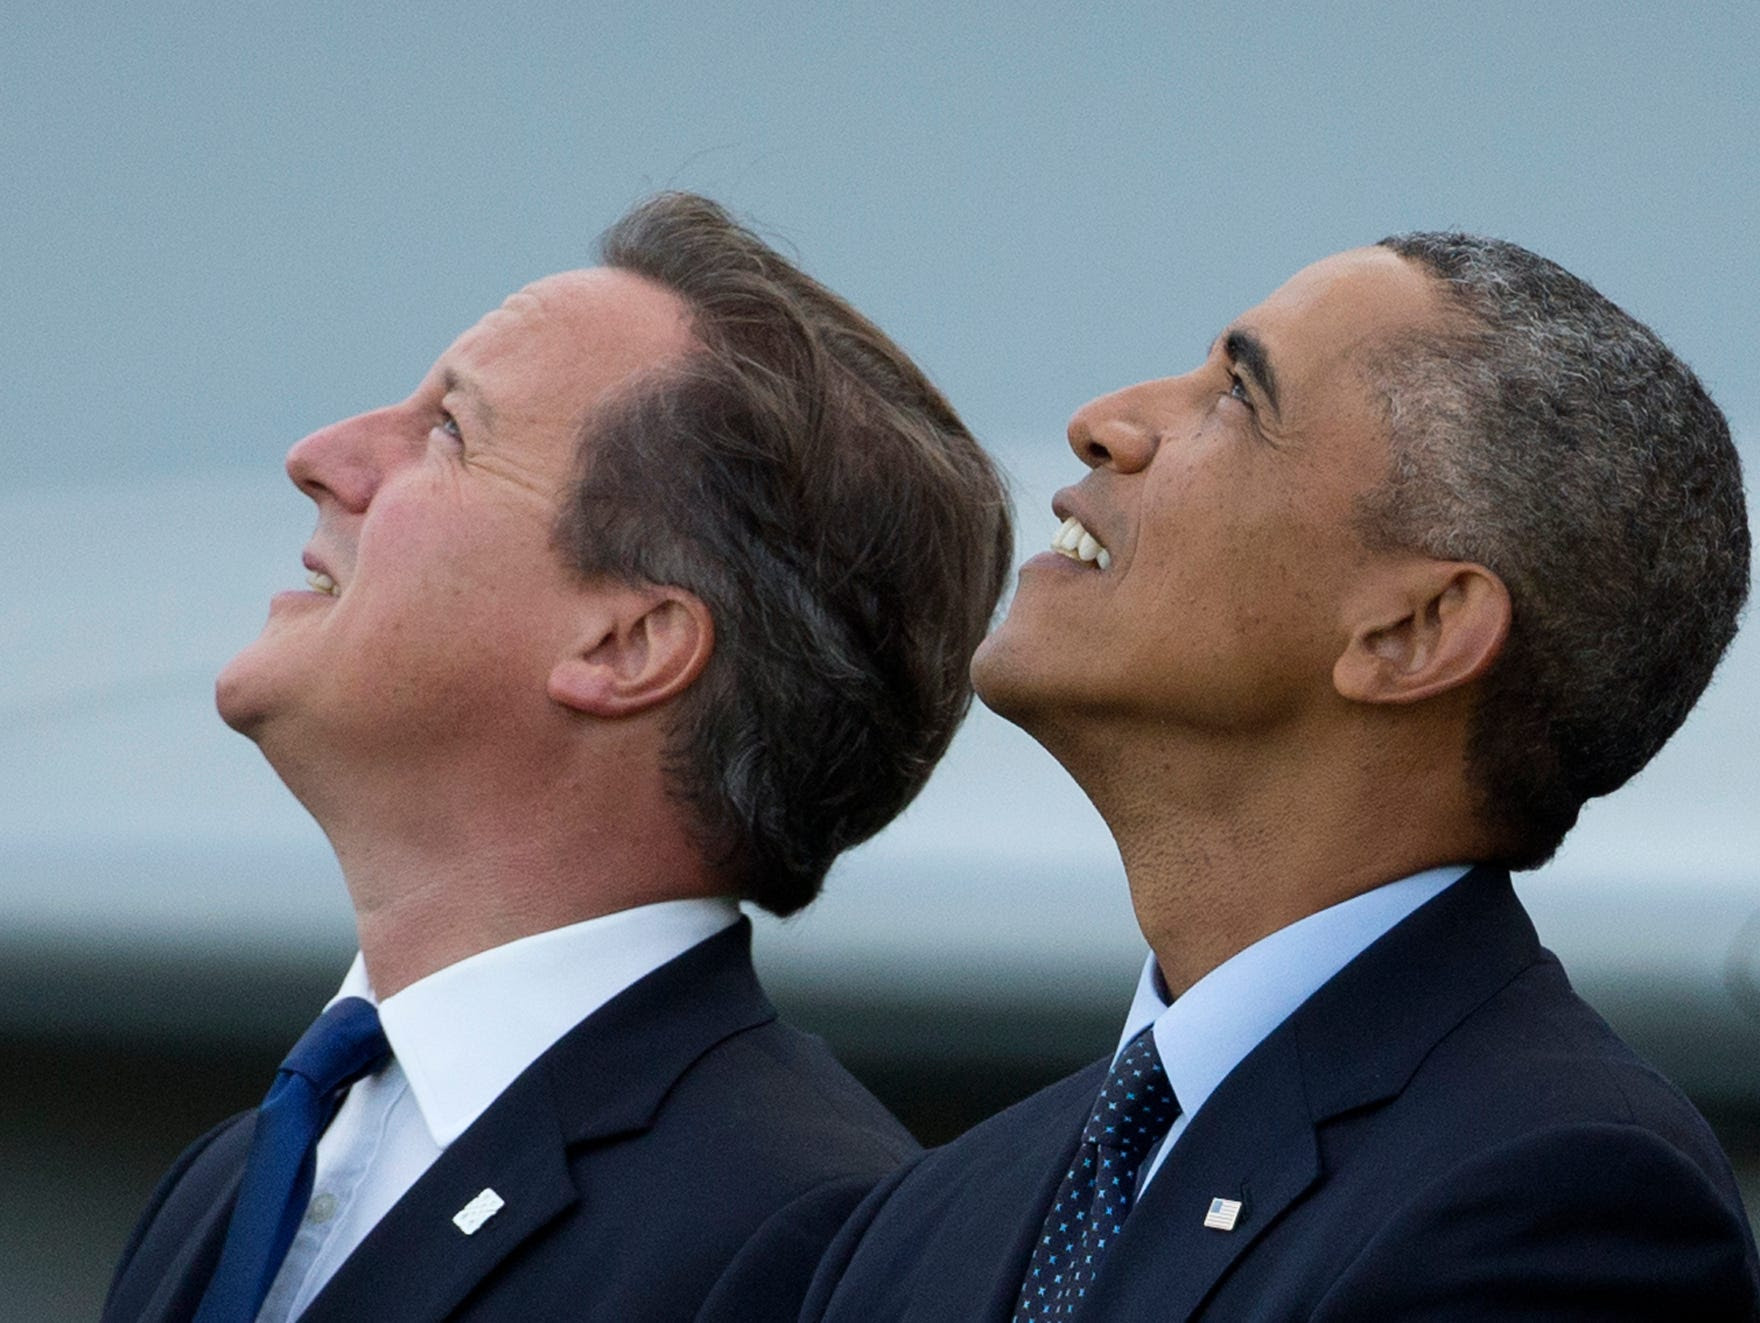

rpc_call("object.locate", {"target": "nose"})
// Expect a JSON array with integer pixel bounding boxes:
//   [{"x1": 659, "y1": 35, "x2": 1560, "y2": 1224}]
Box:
[
  {"x1": 1066, "y1": 384, "x2": 1161, "y2": 473},
  {"x1": 284, "y1": 406, "x2": 406, "y2": 512}
]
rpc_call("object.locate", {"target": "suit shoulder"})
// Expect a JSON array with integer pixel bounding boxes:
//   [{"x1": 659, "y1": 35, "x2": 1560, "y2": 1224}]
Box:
[
  {"x1": 1315, "y1": 1122, "x2": 1760, "y2": 1319},
  {"x1": 1413, "y1": 952, "x2": 1742, "y2": 1187},
  {"x1": 676, "y1": 1017, "x2": 920, "y2": 1174}
]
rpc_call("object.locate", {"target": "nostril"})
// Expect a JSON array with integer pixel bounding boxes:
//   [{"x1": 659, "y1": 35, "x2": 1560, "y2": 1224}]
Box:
[
  {"x1": 1067, "y1": 414, "x2": 1113, "y2": 470},
  {"x1": 285, "y1": 445, "x2": 318, "y2": 495},
  {"x1": 286, "y1": 449, "x2": 335, "y2": 505}
]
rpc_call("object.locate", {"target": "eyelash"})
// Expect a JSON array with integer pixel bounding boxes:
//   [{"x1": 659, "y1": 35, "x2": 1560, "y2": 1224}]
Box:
[{"x1": 1226, "y1": 371, "x2": 1252, "y2": 407}]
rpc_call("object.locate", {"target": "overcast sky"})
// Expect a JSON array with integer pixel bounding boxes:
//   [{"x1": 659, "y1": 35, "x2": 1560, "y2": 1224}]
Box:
[{"x1": 5, "y1": 1, "x2": 1754, "y2": 495}]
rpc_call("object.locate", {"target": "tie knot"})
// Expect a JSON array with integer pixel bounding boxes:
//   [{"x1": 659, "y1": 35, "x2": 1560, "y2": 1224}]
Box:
[
  {"x1": 1081, "y1": 1027, "x2": 1179, "y2": 1157},
  {"x1": 280, "y1": 996, "x2": 390, "y2": 1095}
]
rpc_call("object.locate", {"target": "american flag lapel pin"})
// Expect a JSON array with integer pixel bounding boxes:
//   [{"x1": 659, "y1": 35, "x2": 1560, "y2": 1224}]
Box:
[
  {"x1": 1203, "y1": 1196, "x2": 1243, "y2": 1231},
  {"x1": 453, "y1": 1187, "x2": 506, "y2": 1235}
]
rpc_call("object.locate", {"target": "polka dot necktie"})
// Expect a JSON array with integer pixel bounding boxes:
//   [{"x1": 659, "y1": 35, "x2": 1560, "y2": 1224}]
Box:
[
  {"x1": 1011, "y1": 1028, "x2": 1180, "y2": 1321},
  {"x1": 194, "y1": 996, "x2": 391, "y2": 1323}
]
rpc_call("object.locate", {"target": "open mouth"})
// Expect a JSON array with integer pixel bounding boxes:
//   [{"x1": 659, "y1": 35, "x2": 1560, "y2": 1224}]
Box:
[{"x1": 1051, "y1": 515, "x2": 1112, "y2": 571}]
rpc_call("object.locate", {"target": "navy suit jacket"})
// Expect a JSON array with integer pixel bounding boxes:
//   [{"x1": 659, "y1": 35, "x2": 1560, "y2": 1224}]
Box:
[
  {"x1": 803, "y1": 869, "x2": 1760, "y2": 1321},
  {"x1": 104, "y1": 919, "x2": 918, "y2": 1322}
]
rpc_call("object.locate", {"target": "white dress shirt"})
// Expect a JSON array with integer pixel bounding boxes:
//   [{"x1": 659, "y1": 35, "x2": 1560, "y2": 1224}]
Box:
[
  {"x1": 254, "y1": 896, "x2": 741, "y2": 1323},
  {"x1": 1119, "y1": 865, "x2": 1470, "y2": 1195}
]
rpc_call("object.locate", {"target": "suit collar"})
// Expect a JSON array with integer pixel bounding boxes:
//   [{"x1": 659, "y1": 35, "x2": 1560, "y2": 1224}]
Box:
[
  {"x1": 543, "y1": 916, "x2": 777, "y2": 1144},
  {"x1": 1289, "y1": 865, "x2": 1539, "y2": 1121},
  {"x1": 1132, "y1": 864, "x2": 1468, "y2": 1148},
  {"x1": 357, "y1": 897, "x2": 740, "y2": 1148},
  {"x1": 299, "y1": 918, "x2": 775, "y2": 1322}
]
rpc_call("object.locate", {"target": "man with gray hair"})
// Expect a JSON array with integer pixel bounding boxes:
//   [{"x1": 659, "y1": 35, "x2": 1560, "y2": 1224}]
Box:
[
  {"x1": 103, "y1": 193, "x2": 1012, "y2": 1322},
  {"x1": 803, "y1": 235, "x2": 1758, "y2": 1319}
]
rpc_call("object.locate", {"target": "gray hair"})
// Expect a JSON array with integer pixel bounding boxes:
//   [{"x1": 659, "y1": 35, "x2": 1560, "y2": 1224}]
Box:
[
  {"x1": 557, "y1": 193, "x2": 1013, "y2": 915},
  {"x1": 1362, "y1": 232, "x2": 1749, "y2": 866}
]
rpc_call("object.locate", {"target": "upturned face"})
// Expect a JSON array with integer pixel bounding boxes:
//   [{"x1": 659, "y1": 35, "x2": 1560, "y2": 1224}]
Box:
[
  {"x1": 216, "y1": 268, "x2": 697, "y2": 771},
  {"x1": 972, "y1": 247, "x2": 1444, "y2": 749}
]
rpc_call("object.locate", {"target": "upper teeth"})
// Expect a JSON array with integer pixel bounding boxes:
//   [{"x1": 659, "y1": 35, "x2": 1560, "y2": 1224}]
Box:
[
  {"x1": 306, "y1": 570, "x2": 338, "y2": 596},
  {"x1": 1052, "y1": 516, "x2": 1112, "y2": 571}
]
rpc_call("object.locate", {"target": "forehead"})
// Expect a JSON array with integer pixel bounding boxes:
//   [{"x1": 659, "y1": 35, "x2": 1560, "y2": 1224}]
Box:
[
  {"x1": 1233, "y1": 246, "x2": 1443, "y2": 405},
  {"x1": 441, "y1": 267, "x2": 696, "y2": 407}
]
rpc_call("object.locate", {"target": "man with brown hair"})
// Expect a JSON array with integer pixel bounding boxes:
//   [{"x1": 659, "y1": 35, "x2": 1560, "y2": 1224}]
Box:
[
  {"x1": 803, "y1": 236, "x2": 1759, "y2": 1320},
  {"x1": 103, "y1": 193, "x2": 1011, "y2": 1323}
]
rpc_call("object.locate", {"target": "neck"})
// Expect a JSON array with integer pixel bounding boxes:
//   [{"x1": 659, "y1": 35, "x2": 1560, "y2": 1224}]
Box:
[
  {"x1": 266, "y1": 726, "x2": 723, "y2": 999},
  {"x1": 1041, "y1": 706, "x2": 1484, "y2": 996}
]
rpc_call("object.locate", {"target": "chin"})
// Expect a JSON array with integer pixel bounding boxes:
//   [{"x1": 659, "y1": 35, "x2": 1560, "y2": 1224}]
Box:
[
  {"x1": 970, "y1": 626, "x2": 1051, "y2": 729},
  {"x1": 213, "y1": 638, "x2": 288, "y2": 740},
  {"x1": 215, "y1": 671, "x2": 265, "y2": 739},
  {"x1": 973, "y1": 615, "x2": 1129, "y2": 779}
]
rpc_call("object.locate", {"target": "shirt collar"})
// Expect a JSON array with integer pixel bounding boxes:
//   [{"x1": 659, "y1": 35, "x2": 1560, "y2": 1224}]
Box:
[
  {"x1": 330, "y1": 896, "x2": 740, "y2": 1148},
  {"x1": 1117, "y1": 865, "x2": 1471, "y2": 1124}
]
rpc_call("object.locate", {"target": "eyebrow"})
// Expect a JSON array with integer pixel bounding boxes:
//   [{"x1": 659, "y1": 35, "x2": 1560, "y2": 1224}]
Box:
[
  {"x1": 1221, "y1": 328, "x2": 1282, "y2": 418},
  {"x1": 441, "y1": 366, "x2": 497, "y2": 431}
]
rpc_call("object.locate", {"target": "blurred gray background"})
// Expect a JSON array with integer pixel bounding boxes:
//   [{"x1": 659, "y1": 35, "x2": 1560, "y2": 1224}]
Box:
[{"x1": 4, "y1": 2, "x2": 1757, "y2": 1316}]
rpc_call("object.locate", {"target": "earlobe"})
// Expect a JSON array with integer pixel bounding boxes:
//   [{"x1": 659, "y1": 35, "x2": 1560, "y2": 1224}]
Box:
[
  {"x1": 1334, "y1": 563, "x2": 1510, "y2": 705},
  {"x1": 547, "y1": 588, "x2": 714, "y2": 719}
]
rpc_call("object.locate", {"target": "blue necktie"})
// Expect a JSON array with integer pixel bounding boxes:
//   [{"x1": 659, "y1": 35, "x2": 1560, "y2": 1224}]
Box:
[
  {"x1": 194, "y1": 996, "x2": 390, "y2": 1323},
  {"x1": 1012, "y1": 1029, "x2": 1180, "y2": 1321}
]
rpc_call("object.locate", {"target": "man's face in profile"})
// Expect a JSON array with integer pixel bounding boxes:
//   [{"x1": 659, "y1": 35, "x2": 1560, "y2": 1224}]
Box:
[
  {"x1": 972, "y1": 247, "x2": 1443, "y2": 743},
  {"x1": 216, "y1": 268, "x2": 696, "y2": 768}
]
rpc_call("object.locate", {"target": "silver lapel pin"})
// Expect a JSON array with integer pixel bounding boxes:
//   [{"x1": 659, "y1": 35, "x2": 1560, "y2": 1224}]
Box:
[{"x1": 453, "y1": 1187, "x2": 506, "y2": 1235}]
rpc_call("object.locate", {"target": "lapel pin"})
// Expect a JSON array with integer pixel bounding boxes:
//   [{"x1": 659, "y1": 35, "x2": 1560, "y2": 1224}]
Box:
[
  {"x1": 453, "y1": 1187, "x2": 506, "y2": 1235},
  {"x1": 1203, "y1": 1197, "x2": 1243, "y2": 1232}
]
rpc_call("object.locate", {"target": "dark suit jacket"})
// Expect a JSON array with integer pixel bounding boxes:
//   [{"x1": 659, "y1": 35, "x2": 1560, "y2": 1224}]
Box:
[
  {"x1": 104, "y1": 919, "x2": 918, "y2": 1322},
  {"x1": 803, "y1": 869, "x2": 1760, "y2": 1321}
]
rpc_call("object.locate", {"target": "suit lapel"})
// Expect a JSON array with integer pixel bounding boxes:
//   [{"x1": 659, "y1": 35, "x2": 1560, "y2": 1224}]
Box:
[
  {"x1": 300, "y1": 920, "x2": 777, "y2": 1323},
  {"x1": 300, "y1": 1072, "x2": 577, "y2": 1322},
  {"x1": 1082, "y1": 1033, "x2": 1320, "y2": 1322}
]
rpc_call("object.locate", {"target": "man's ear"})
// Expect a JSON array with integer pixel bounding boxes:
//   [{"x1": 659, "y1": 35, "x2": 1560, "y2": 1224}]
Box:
[
  {"x1": 1333, "y1": 560, "x2": 1510, "y2": 705},
  {"x1": 547, "y1": 585, "x2": 714, "y2": 719}
]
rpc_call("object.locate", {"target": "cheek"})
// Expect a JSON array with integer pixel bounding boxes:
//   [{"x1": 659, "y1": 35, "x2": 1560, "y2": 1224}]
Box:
[
  {"x1": 365, "y1": 502, "x2": 579, "y2": 655},
  {"x1": 1132, "y1": 487, "x2": 1312, "y2": 643},
  {"x1": 359, "y1": 486, "x2": 522, "y2": 596}
]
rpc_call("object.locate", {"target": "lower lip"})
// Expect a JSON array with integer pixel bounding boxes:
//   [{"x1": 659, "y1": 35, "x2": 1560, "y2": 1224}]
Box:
[
  {"x1": 269, "y1": 588, "x2": 335, "y2": 609},
  {"x1": 1021, "y1": 550, "x2": 1100, "y2": 576}
]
